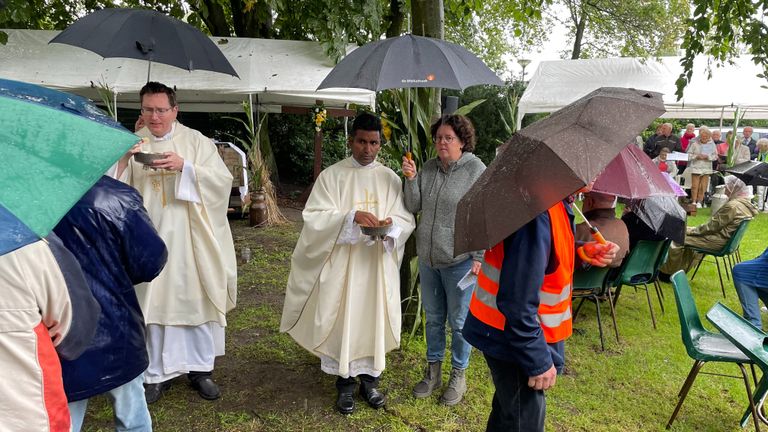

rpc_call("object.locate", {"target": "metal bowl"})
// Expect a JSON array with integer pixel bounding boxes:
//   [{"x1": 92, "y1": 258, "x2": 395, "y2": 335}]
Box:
[
  {"x1": 360, "y1": 221, "x2": 392, "y2": 239},
  {"x1": 134, "y1": 152, "x2": 164, "y2": 166}
]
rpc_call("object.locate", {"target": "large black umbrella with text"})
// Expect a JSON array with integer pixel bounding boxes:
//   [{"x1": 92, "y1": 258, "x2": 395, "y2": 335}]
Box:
[
  {"x1": 50, "y1": 8, "x2": 238, "y2": 80},
  {"x1": 317, "y1": 34, "x2": 503, "y2": 91}
]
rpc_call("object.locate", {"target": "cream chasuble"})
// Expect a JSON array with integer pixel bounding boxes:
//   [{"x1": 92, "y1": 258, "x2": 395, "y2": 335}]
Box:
[
  {"x1": 124, "y1": 122, "x2": 237, "y2": 326},
  {"x1": 281, "y1": 157, "x2": 415, "y2": 377}
]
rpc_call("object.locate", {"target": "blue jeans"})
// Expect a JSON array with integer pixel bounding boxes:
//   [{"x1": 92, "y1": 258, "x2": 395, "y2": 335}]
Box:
[
  {"x1": 733, "y1": 248, "x2": 768, "y2": 328},
  {"x1": 419, "y1": 258, "x2": 474, "y2": 369},
  {"x1": 69, "y1": 374, "x2": 152, "y2": 432},
  {"x1": 483, "y1": 354, "x2": 546, "y2": 432}
]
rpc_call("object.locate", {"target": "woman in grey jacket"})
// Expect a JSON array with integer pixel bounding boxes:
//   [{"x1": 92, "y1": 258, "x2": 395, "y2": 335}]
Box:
[{"x1": 402, "y1": 114, "x2": 486, "y2": 406}]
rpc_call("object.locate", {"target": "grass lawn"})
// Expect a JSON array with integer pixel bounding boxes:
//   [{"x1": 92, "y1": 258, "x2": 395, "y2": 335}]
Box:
[{"x1": 80, "y1": 206, "x2": 768, "y2": 432}]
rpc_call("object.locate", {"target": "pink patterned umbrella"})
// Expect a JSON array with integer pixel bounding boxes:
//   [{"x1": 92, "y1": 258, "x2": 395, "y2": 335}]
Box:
[
  {"x1": 591, "y1": 145, "x2": 677, "y2": 198},
  {"x1": 661, "y1": 172, "x2": 687, "y2": 197}
]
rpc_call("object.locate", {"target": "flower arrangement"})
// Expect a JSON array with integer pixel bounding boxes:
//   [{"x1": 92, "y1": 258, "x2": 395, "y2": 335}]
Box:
[{"x1": 312, "y1": 103, "x2": 327, "y2": 132}]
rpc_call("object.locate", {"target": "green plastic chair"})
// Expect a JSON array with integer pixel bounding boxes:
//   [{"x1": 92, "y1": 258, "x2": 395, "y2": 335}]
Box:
[
  {"x1": 667, "y1": 272, "x2": 759, "y2": 430},
  {"x1": 690, "y1": 218, "x2": 752, "y2": 298},
  {"x1": 706, "y1": 302, "x2": 768, "y2": 430},
  {"x1": 610, "y1": 240, "x2": 669, "y2": 329},
  {"x1": 572, "y1": 266, "x2": 617, "y2": 351}
]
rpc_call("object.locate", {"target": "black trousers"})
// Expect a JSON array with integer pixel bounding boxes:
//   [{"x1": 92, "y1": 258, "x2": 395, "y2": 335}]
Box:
[
  {"x1": 335, "y1": 374, "x2": 380, "y2": 393},
  {"x1": 483, "y1": 354, "x2": 546, "y2": 432}
]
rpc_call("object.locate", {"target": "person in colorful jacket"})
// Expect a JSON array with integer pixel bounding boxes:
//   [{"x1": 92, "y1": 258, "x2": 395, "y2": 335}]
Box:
[
  {"x1": 462, "y1": 198, "x2": 618, "y2": 432},
  {"x1": 54, "y1": 176, "x2": 168, "y2": 432},
  {"x1": 0, "y1": 229, "x2": 99, "y2": 432}
]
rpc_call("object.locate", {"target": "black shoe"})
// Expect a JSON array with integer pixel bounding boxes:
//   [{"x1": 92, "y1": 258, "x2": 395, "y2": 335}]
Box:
[
  {"x1": 189, "y1": 376, "x2": 221, "y2": 400},
  {"x1": 360, "y1": 386, "x2": 386, "y2": 409},
  {"x1": 336, "y1": 391, "x2": 355, "y2": 415},
  {"x1": 144, "y1": 381, "x2": 171, "y2": 404},
  {"x1": 658, "y1": 272, "x2": 671, "y2": 283}
]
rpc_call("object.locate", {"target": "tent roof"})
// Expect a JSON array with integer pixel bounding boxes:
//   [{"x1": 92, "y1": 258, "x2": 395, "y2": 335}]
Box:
[
  {"x1": 0, "y1": 29, "x2": 375, "y2": 112},
  {"x1": 518, "y1": 56, "x2": 768, "y2": 127}
]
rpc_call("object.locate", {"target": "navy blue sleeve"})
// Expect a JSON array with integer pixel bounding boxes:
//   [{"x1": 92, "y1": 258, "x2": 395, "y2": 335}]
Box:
[
  {"x1": 45, "y1": 233, "x2": 100, "y2": 361},
  {"x1": 496, "y1": 211, "x2": 554, "y2": 376},
  {"x1": 119, "y1": 193, "x2": 168, "y2": 284}
]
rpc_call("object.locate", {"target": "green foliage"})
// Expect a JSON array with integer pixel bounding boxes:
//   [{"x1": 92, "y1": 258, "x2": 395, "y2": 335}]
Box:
[
  {"x1": 223, "y1": 101, "x2": 270, "y2": 190},
  {"x1": 444, "y1": 0, "x2": 548, "y2": 74},
  {"x1": 377, "y1": 88, "x2": 438, "y2": 173},
  {"x1": 676, "y1": 0, "x2": 768, "y2": 99},
  {"x1": 556, "y1": 0, "x2": 689, "y2": 59},
  {"x1": 94, "y1": 78, "x2": 117, "y2": 120},
  {"x1": 444, "y1": 82, "x2": 523, "y2": 165}
]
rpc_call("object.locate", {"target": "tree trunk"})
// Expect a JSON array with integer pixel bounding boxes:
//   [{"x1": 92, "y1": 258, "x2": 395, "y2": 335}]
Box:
[
  {"x1": 411, "y1": 0, "x2": 444, "y2": 38},
  {"x1": 230, "y1": 0, "x2": 273, "y2": 38},
  {"x1": 571, "y1": 7, "x2": 586, "y2": 59},
  {"x1": 385, "y1": 0, "x2": 405, "y2": 38},
  {"x1": 194, "y1": 0, "x2": 232, "y2": 37}
]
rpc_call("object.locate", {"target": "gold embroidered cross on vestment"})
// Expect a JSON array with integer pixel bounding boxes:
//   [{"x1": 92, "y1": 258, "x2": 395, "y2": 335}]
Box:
[{"x1": 355, "y1": 189, "x2": 379, "y2": 212}]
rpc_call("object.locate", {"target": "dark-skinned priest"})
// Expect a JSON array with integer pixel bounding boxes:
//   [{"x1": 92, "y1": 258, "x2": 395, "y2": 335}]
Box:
[{"x1": 281, "y1": 112, "x2": 415, "y2": 415}]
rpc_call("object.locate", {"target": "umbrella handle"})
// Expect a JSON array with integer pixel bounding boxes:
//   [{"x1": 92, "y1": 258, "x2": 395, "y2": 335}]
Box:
[
  {"x1": 403, "y1": 151, "x2": 414, "y2": 179},
  {"x1": 590, "y1": 226, "x2": 607, "y2": 244}
]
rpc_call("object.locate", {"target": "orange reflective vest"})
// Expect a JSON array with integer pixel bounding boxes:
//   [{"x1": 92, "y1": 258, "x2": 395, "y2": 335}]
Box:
[{"x1": 469, "y1": 202, "x2": 574, "y2": 343}]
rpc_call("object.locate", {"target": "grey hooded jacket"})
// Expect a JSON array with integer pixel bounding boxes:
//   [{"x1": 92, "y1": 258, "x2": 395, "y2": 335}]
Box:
[{"x1": 404, "y1": 152, "x2": 486, "y2": 268}]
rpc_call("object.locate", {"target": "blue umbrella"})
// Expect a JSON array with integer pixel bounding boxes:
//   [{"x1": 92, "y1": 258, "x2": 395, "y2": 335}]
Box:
[{"x1": 0, "y1": 79, "x2": 139, "y2": 255}]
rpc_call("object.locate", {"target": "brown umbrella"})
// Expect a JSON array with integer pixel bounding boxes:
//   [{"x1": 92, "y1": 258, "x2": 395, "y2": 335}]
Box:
[{"x1": 453, "y1": 87, "x2": 665, "y2": 256}]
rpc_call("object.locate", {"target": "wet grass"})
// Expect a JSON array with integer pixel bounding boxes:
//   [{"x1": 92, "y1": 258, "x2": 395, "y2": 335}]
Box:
[{"x1": 79, "y1": 209, "x2": 768, "y2": 431}]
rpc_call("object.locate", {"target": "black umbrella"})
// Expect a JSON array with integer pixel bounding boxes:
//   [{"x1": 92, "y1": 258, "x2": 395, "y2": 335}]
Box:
[
  {"x1": 49, "y1": 8, "x2": 238, "y2": 80},
  {"x1": 317, "y1": 34, "x2": 503, "y2": 91},
  {"x1": 627, "y1": 196, "x2": 687, "y2": 244},
  {"x1": 454, "y1": 87, "x2": 665, "y2": 256},
  {"x1": 726, "y1": 160, "x2": 768, "y2": 186}
]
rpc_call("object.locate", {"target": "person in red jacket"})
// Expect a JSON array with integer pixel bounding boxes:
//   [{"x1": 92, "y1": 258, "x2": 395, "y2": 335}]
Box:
[{"x1": 462, "y1": 198, "x2": 618, "y2": 432}]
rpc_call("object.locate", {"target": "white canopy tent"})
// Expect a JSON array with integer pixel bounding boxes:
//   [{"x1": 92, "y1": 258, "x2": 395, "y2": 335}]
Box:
[
  {"x1": 0, "y1": 29, "x2": 375, "y2": 112},
  {"x1": 517, "y1": 56, "x2": 768, "y2": 128}
]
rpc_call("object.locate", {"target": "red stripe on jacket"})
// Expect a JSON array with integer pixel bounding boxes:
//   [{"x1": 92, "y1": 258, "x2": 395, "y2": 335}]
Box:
[{"x1": 34, "y1": 323, "x2": 71, "y2": 432}]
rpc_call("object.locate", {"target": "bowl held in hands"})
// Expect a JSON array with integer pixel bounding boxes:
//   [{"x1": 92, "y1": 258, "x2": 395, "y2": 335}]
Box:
[
  {"x1": 360, "y1": 220, "x2": 393, "y2": 240},
  {"x1": 134, "y1": 152, "x2": 164, "y2": 166}
]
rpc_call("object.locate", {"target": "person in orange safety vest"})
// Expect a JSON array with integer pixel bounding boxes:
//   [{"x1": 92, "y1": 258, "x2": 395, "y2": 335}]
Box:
[{"x1": 462, "y1": 199, "x2": 619, "y2": 432}]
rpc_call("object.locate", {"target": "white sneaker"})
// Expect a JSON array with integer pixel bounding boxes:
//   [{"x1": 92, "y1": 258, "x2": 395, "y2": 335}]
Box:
[{"x1": 695, "y1": 202, "x2": 702, "y2": 208}]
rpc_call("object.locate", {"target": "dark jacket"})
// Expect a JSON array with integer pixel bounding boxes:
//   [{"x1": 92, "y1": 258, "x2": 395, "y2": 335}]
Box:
[
  {"x1": 744, "y1": 136, "x2": 758, "y2": 159},
  {"x1": 644, "y1": 134, "x2": 682, "y2": 158},
  {"x1": 621, "y1": 212, "x2": 666, "y2": 250},
  {"x1": 54, "y1": 176, "x2": 167, "y2": 401},
  {"x1": 462, "y1": 201, "x2": 577, "y2": 376}
]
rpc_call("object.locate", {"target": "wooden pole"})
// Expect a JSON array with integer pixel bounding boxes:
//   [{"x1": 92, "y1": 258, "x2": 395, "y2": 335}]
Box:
[{"x1": 313, "y1": 129, "x2": 323, "y2": 180}]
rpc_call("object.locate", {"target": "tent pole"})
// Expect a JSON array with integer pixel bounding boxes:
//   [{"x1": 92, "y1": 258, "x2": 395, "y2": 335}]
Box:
[
  {"x1": 249, "y1": 93, "x2": 256, "y2": 127},
  {"x1": 720, "y1": 107, "x2": 725, "y2": 128},
  {"x1": 113, "y1": 92, "x2": 118, "y2": 121}
]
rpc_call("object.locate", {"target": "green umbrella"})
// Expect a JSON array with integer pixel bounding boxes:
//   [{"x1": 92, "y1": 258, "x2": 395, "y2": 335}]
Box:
[{"x1": 0, "y1": 78, "x2": 139, "y2": 244}]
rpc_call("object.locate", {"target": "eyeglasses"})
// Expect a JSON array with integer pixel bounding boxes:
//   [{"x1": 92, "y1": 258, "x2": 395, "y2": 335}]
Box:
[
  {"x1": 140, "y1": 107, "x2": 174, "y2": 116},
  {"x1": 435, "y1": 135, "x2": 457, "y2": 144}
]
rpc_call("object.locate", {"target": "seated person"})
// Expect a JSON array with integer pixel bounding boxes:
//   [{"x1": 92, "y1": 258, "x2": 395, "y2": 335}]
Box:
[
  {"x1": 660, "y1": 176, "x2": 758, "y2": 275},
  {"x1": 733, "y1": 247, "x2": 768, "y2": 329},
  {"x1": 653, "y1": 147, "x2": 678, "y2": 176},
  {"x1": 575, "y1": 191, "x2": 629, "y2": 268}
]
